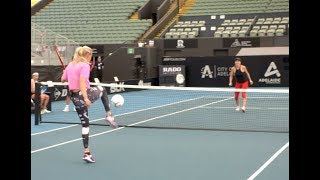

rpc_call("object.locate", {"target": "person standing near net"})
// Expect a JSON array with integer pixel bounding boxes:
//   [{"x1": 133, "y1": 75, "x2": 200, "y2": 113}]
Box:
[
  {"x1": 228, "y1": 57, "x2": 253, "y2": 112},
  {"x1": 61, "y1": 46, "x2": 118, "y2": 163},
  {"x1": 95, "y1": 56, "x2": 104, "y2": 82},
  {"x1": 62, "y1": 87, "x2": 76, "y2": 112}
]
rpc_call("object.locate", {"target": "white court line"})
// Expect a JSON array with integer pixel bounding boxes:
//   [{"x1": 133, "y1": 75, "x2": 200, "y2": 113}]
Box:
[
  {"x1": 31, "y1": 97, "x2": 233, "y2": 154},
  {"x1": 267, "y1": 108, "x2": 289, "y2": 110},
  {"x1": 127, "y1": 97, "x2": 232, "y2": 127},
  {"x1": 199, "y1": 107, "x2": 287, "y2": 110},
  {"x1": 188, "y1": 97, "x2": 287, "y2": 99},
  {"x1": 247, "y1": 97, "x2": 288, "y2": 99},
  {"x1": 31, "y1": 124, "x2": 80, "y2": 136},
  {"x1": 247, "y1": 142, "x2": 289, "y2": 180},
  {"x1": 31, "y1": 128, "x2": 124, "y2": 154},
  {"x1": 31, "y1": 97, "x2": 203, "y2": 136}
]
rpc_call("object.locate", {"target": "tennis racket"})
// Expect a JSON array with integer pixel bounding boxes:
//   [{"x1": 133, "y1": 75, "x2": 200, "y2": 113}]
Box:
[
  {"x1": 54, "y1": 45, "x2": 66, "y2": 70},
  {"x1": 54, "y1": 45, "x2": 68, "y2": 86}
]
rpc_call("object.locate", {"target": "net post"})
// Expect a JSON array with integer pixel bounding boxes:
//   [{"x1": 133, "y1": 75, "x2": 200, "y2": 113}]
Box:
[{"x1": 34, "y1": 82, "x2": 41, "y2": 125}]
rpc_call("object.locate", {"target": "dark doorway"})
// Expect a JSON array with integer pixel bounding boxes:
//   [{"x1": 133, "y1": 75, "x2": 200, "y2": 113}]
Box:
[{"x1": 151, "y1": 13, "x2": 157, "y2": 25}]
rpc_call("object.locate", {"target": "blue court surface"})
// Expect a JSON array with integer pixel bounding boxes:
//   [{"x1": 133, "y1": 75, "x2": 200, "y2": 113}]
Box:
[{"x1": 31, "y1": 88, "x2": 288, "y2": 180}]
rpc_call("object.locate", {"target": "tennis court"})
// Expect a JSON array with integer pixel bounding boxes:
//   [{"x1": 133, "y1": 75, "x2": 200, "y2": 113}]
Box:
[{"x1": 31, "y1": 86, "x2": 289, "y2": 180}]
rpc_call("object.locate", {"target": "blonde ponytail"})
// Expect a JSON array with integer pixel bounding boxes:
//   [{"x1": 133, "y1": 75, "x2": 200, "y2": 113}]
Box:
[{"x1": 73, "y1": 46, "x2": 93, "y2": 63}]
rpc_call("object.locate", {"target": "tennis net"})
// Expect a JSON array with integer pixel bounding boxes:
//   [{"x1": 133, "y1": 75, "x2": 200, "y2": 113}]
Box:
[{"x1": 33, "y1": 82, "x2": 288, "y2": 133}]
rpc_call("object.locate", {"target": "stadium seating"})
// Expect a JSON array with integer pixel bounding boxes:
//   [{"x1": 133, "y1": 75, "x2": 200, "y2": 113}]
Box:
[
  {"x1": 161, "y1": 0, "x2": 288, "y2": 39},
  {"x1": 164, "y1": 14, "x2": 288, "y2": 39},
  {"x1": 186, "y1": 0, "x2": 288, "y2": 16},
  {"x1": 31, "y1": 0, "x2": 152, "y2": 44},
  {"x1": 164, "y1": 20, "x2": 204, "y2": 39},
  {"x1": 214, "y1": 18, "x2": 254, "y2": 38},
  {"x1": 216, "y1": 16, "x2": 288, "y2": 37},
  {"x1": 249, "y1": 17, "x2": 288, "y2": 37}
]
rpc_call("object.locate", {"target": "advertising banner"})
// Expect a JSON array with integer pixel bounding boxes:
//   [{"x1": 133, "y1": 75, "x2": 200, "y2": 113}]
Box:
[
  {"x1": 159, "y1": 65, "x2": 186, "y2": 87},
  {"x1": 162, "y1": 56, "x2": 289, "y2": 87}
]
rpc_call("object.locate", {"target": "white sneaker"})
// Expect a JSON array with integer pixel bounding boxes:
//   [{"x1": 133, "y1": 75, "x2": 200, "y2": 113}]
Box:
[
  {"x1": 241, "y1": 106, "x2": 246, "y2": 113},
  {"x1": 63, "y1": 107, "x2": 69, "y2": 112},
  {"x1": 44, "y1": 109, "x2": 51, "y2": 113},
  {"x1": 41, "y1": 109, "x2": 45, "y2": 114},
  {"x1": 106, "y1": 115, "x2": 118, "y2": 128},
  {"x1": 236, "y1": 106, "x2": 240, "y2": 111},
  {"x1": 82, "y1": 153, "x2": 95, "y2": 163}
]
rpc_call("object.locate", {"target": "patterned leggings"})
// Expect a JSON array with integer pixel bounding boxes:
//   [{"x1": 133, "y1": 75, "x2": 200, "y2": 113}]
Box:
[{"x1": 70, "y1": 86, "x2": 110, "y2": 148}]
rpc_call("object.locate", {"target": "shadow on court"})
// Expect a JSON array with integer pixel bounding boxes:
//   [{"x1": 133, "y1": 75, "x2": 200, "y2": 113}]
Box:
[{"x1": 31, "y1": 127, "x2": 288, "y2": 180}]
